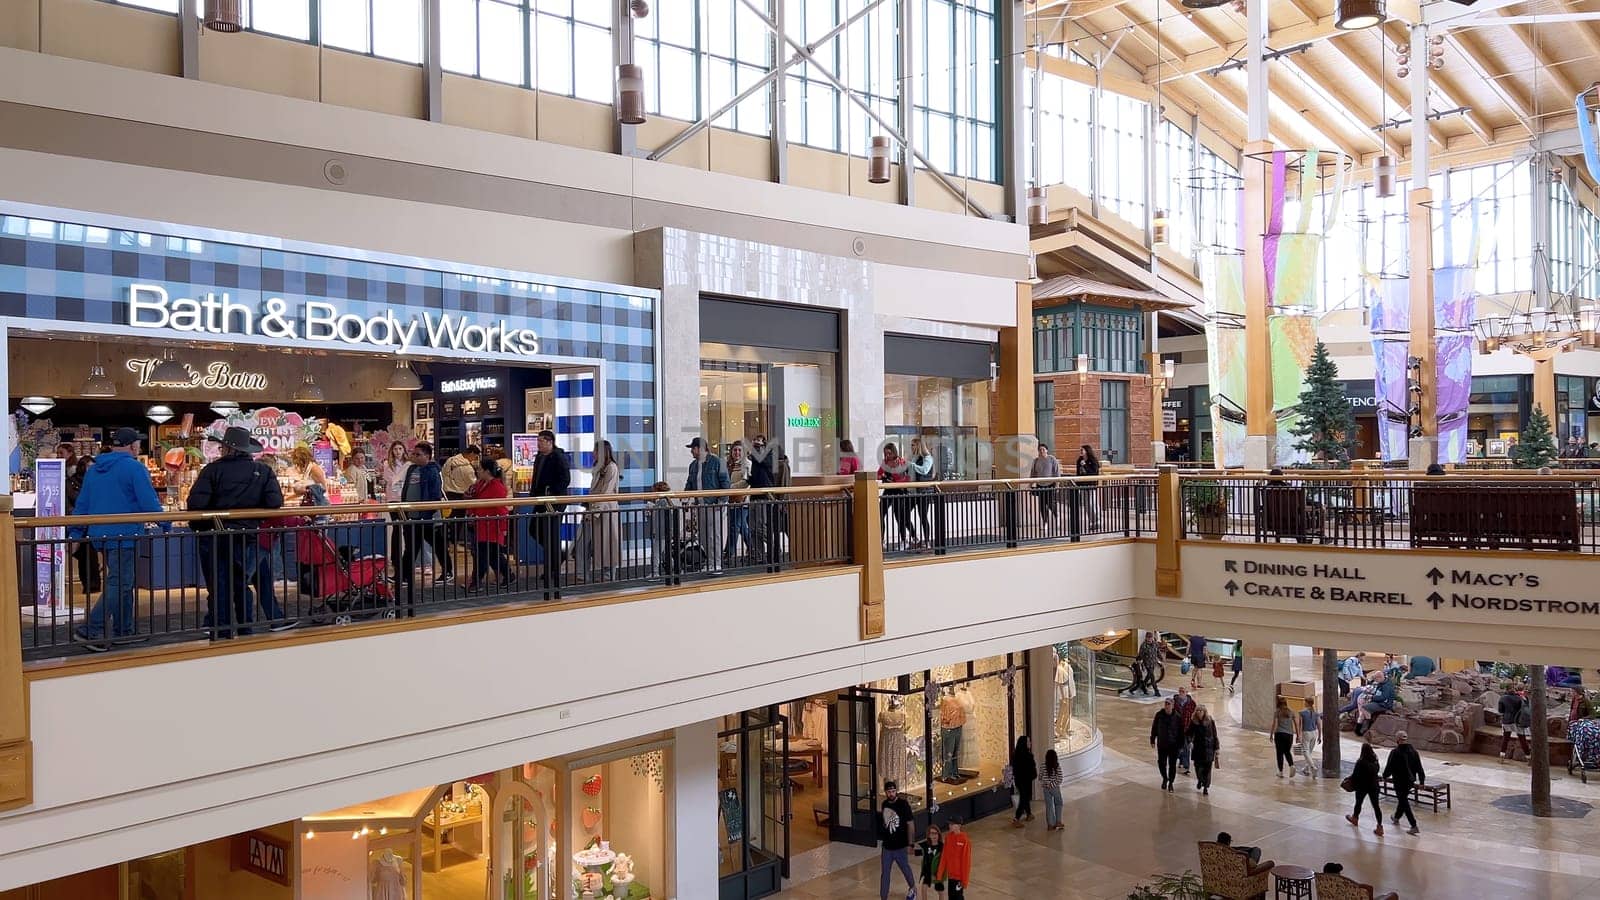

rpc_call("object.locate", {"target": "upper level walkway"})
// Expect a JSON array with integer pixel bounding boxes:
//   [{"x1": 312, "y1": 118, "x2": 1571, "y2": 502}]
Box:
[{"x1": 0, "y1": 467, "x2": 1598, "y2": 888}]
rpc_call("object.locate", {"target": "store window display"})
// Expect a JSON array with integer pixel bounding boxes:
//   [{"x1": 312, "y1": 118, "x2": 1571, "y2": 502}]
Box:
[
  {"x1": 566, "y1": 747, "x2": 668, "y2": 900},
  {"x1": 1051, "y1": 642, "x2": 1100, "y2": 759}
]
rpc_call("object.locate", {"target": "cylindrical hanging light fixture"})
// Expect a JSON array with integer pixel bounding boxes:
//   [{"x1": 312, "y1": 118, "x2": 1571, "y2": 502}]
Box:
[
  {"x1": 1153, "y1": 209, "x2": 1170, "y2": 245},
  {"x1": 1026, "y1": 187, "x2": 1049, "y2": 226},
  {"x1": 387, "y1": 359, "x2": 423, "y2": 392},
  {"x1": 617, "y1": 64, "x2": 646, "y2": 125},
  {"x1": 1336, "y1": 0, "x2": 1385, "y2": 30},
  {"x1": 1373, "y1": 154, "x2": 1397, "y2": 198},
  {"x1": 867, "y1": 136, "x2": 892, "y2": 184},
  {"x1": 203, "y1": 0, "x2": 243, "y2": 33}
]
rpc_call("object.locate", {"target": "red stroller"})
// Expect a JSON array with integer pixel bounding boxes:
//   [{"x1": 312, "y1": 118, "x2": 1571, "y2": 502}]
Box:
[{"x1": 296, "y1": 527, "x2": 394, "y2": 625}]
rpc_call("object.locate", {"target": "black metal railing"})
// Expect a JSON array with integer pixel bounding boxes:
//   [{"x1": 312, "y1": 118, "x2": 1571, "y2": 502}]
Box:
[
  {"x1": 879, "y1": 476, "x2": 1155, "y2": 557},
  {"x1": 1178, "y1": 473, "x2": 1600, "y2": 552},
  {"x1": 17, "y1": 486, "x2": 853, "y2": 660}
]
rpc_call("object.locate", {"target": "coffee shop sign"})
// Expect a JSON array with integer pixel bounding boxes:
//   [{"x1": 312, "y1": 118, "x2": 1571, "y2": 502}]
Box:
[{"x1": 127, "y1": 284, "x2": 541, "y2": 356}]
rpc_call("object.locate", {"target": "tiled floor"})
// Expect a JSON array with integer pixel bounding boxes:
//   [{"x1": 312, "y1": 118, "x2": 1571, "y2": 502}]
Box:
[{"x1": 783, "y1": 669, "x2": 1600, "y2": 898}]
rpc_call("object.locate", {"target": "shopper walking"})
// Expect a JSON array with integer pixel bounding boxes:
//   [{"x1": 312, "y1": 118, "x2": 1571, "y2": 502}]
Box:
[
  {"x1": 395, "y1": 441, "x2": 454, "y2": 602},
  {"x1": 878, "y1": 443, "x2": 914, "y2": 550},
  {"x1": 1075, "y1": 444, "x2": 1101, "y2": 531},
  {"x1": 1384, "y1": 731, "x2": 1426, "y2": 835},
  {"x1": 465, "y1": 459, "x2": 513, "y2": 591},
  {"x1": 65, "y1": 456, "x2": 102, "y2": 597},
  {"x1": 68, "y1": 428, "x2": 166, "y2": 648},
  {"x1": 837, "y1": 439, "x2": 861, "y2": 476},
  {"x1": 1345, "y1": 743, "x2": 1385, "y2": 836},
  {"x1": 1188, "y1": 633, "x2": 1208, "y2": 689},
  {"x1": 1010, "y1": 735, "x2": 1038, "y2": 826},
  {"x1": 936, "y1": 819, "x2": 973, "y2": 900},
  {"x1": 1174, "y1": 686, "x2": 1197, "y2": 775},
  {"x1": 1498, "y1": 686, "x2": 1525, "y2": 760},
  {"x1": 1121, "y1": 658, "x2": 1150, "y2": 697},
  {"x1": 188, "y1": 426, "x2": 284, "y2": 639},
  {"x1": 1273, "y1": 699, "x2": 1300, "y2": 778},
  {"x1": 1030, "y1": 442, "x2": 1061, "y2": 532},
  {"x1": 1189, "y1": 705, "x2": 1220, "y2": 795},
  {"x1": 1299, "y1": 697, "x2": 1321, "y2": 772},
  {"x1": 1041, "y1": 748, "x2": 1065, "y2": 830},
  {"x1": 1230, "y1": 640, "x2": 1243, "y2": 693},
  {"x1": 1516, "y1": 691, "x2": 1534, "y2": 761},
  {"x1": 684, "y1": 436, "x2": 729, "y2": 569},
  {"x1": 1151, "y1": 697, "x2": 1184, "y2": 791},
  {"x1": 572, "y1": 440, "x2": 620, "y2": 581},
  {"x1": 912, "y1": 824, "x2": 944, "y2": 900},
  {"x1": 440, "y1": 444, "x2": 480, "y2": 543},
  {"x1": 1339, "y1": 652, "x2": 1366, "y2": 698},
  {"x1": 1138, "y1": 631, "x2": 1165, "y2": 694},
  {"x1": 908, "y1": 438, "x2": 936, "y2": 548},
  {"x1": 876, "y1": 780, "x2": 916, "y2": 900},
  {"x1": 722, "y1": 441, "x2": 753, "y2": 564},
  {"x1": 529, "y1": 430, "x2": 571, "y2": 596},
  {"x1": 746, "y1": 434, "x2": 780, "y2": 562}
]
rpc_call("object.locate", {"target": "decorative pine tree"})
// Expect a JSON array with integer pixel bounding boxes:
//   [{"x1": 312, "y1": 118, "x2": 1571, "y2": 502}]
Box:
[
  {"x1": 1287, "y1": 341, "x2": 1358, "y2": 463},
  {"x1": 1511, "y1": 406, "x2": 1558, "y2": 469}
]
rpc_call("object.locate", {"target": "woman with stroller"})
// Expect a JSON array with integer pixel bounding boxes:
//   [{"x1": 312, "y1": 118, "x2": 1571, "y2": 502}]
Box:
[{"x1": 465, "y1": 459, "x2": 513, "y2": 591}]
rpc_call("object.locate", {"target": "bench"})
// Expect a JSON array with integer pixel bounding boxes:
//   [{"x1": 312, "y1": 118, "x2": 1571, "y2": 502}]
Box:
[
  {"x1": 1411, "y1": 483, "x2": 1579, "y2": 551},
  {"x1": 1379, "y1": 777, "x2": 1451, "y2": 812},
  {"x1": 1254, "y1": 484, "x2": 1324, "y2": 543}
]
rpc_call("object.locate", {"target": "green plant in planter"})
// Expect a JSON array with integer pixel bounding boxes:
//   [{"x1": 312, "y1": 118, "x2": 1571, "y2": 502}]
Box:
[
  {"x1": 1183, "y1": 479, "x2": 1227, "y2": 534},
  {"x1": 1127, "y1": 870, "x2": 1206, "y2": 900}
]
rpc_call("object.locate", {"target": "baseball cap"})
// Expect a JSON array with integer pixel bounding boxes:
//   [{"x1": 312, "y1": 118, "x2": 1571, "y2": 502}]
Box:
[
  {"x1": 686, "y1": 437, "x2": 707, "y2": 449},
  {"x1": 110, "y1": 427, "x2": 142, "y2": 448}
]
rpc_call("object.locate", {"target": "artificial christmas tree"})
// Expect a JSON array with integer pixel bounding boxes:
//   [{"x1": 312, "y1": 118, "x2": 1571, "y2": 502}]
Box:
[
  {"x1": 1511, "y1": 406, "x2": 1558, "y2": 469},
  {"x1": 1288, "y1": 341, "x2": 1358, "y2": 463}
]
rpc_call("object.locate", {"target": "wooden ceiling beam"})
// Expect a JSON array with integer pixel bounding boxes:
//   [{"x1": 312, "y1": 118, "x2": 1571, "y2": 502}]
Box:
[
  {"x1": 1448, "y1": 27, "x2": 1535, "y2": 133},
  {"x1": 1499, "y1": 18, "x2": 1587, "y2": 102},
  {"x1": 1317, "y1": 28, "x2": 1448, "y2": 149},
  {"x1": 1147, "y1": 15, "x2": 1344, "y2": 83}
]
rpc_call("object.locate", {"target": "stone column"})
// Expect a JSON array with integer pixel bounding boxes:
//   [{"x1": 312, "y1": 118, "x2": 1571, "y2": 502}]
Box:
[
  {"x1": 1241, "y1": 643, "x2": 1291, "y2": 732},
  {"x1": 671, "y1": 718, "x2": 720, "y2": 898}
]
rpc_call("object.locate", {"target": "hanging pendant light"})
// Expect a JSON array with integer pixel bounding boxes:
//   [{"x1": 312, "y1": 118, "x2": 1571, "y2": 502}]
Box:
[
  {"x1": 79, "y1": 343, "x2": 117, "y2": 398},
  {"x1": 203, "y1": 0, "x2": 243, "y2": 32},
  {"x1": 617, "y1": 64, "x2": 646, "y2": 125},
  {"x1": 20, "y1": 396, "x2": 54, "y2": 416},
  {"x1": 1373, "y1": 154, "x2": 1397, "y2": 198},
  {"x1": 1153, "y1": 209, "x2": 1170, "y2": 246},
  {"x1": 1026, "y1": 187, "x2": 1049, "y2": 226},
  {"x1": 146, "y1": 404, "x2": 175, "y2": 424},
  {"x1": 146, "y1": 349, "x2": 192, "y2": 387},
  {"x1": 210, "y1": 399, "x2": 241, "y2": 415},
  {"x1": 387, "y1": 359, "x2": 423, "y2": 392},
  {"x1": 1336, "y1": 0, "x2": 1385, "y2": 30},
  {"x1": 293, "y1": 373, "x2": 326, "y2": 403},
  {"x1": 1179, "y1": 0, "x2": 1232, "y2": 7},
  {"x1": 867, "y1": 136, "x2": 892, "y2": 184}
]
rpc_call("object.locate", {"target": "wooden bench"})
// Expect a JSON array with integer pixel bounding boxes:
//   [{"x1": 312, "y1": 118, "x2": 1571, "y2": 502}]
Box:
[
  {"x1": 1255, "y1": 484, "x2": 1324, "y2": 543},
  {"x1": 1411, "y1": 483, "x2": 1579, "y2": 551},
  {"x1": 1379, "y1": 777, "x2": 1452, "y2": 812}
]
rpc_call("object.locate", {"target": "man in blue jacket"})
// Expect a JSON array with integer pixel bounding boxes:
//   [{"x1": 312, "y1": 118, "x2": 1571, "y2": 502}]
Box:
[
  {"x1": 685, "y1": 437, "x2": 729, "y2": 570},
  {"x1": 395, "y1": 441, "x2": 451, "y2": 605},
  {"x1": 69, "y1": 428, "x2": 165, "y2": 649}
]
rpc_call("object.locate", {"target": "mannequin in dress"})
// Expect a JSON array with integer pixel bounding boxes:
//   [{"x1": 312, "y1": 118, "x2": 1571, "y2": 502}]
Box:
[
  {"x1": 1054, "y1": 658, "x2": 1078, "y2": 740},
  {"x1": 877, "y1": 697, "x2": 909, "y2": 792},
  {"x1": 955, "y1": 685, "x2": 979, "y2": 776},
  {"x1": 370, "y1": 848, "x2": 407, "y2": 900},
  {"x1": 937, "y1": 687, "x2": 967, "y2": 783}
]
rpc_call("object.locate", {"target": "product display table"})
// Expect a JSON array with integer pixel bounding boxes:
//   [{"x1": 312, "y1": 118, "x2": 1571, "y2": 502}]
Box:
[
  {"x1": 766, "y1": 738, "x2": 824, "y2": 786},
  {"x1": 421, "y1": 806, "x2": 484, "y2": 873},
  {"x1": 1273, "y1": 864, "x2": 1313, "y2": 899}
]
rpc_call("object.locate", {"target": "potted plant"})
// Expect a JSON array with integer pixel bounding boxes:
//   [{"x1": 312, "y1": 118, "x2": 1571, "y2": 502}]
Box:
[
  {"x1": 1128, "y1": 870, "x2": 1206, "y2": 900},
  {"x1": 1183, "y1": 479, "x2": 1228, "y2": 537}
]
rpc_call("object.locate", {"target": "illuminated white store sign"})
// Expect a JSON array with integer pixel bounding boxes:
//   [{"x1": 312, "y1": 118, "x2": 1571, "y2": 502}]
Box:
[
  {"x1": 127, "y1": 284, "x2": 541, "y2": 356},
  {"x1": 125, "y1": 358, "x2": 270, "y2": 391},
  {"x1": 439, "y1": 377, "x2": 499, "y2": 394}
]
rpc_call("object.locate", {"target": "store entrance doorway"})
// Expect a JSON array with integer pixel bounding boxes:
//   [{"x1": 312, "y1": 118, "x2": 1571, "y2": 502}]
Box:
[{"x1": 717, "y1": 707, "x2": 790, "y2": 900}]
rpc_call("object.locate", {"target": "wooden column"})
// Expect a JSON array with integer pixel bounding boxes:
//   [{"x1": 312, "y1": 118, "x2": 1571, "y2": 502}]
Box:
[
  {"x1": 0, "y1": 497, "x2": 31, "y2": 811},
  {"x1": 1408, "y1": 187, "x2": 1438, "y2": 468},
  {"x1": 1154, "y1": 465, "x2": 1181, "y2": 596},
  {"x1": 994, "y1": 282, "x2": 1037, "y2": 478},
  {"x1": 1242, "y1": 140, "x2": 1274, "y2": 467},
  {"x1": 852, "y1": 474, "x2": 885, "y2": 639},
  {"x1": 1532, "y1": 352, "x2": 1558, "y2": 422}
]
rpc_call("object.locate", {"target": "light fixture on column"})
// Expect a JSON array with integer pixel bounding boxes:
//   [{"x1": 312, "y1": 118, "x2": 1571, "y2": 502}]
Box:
[
  {"x1": 210, "y1": 399, "x2": 241, "y2": 415},
  {"x1": 203, "y1": 0, "x2": 243, "y2": 32},
  {"x1": 146, "y1": 404, "x2": 176, "y2": 424},
  {"x1": 617, "y1": 64, "x2": 646, "y2": 125},
  {"x1": 1027, "y1": 187, "x2": 1049, "y2": 226},
  {"x1": 629, "y1": 0, "x2": 650, "y2": 16},
  {"x1": 1373, "y1": 154, "x2": 1397, "y2": 198},
  {"x1": 293, "y1": 373, "x2": 325, "y2": 403},
  {"x1": 1076, "y1": 353, "x2": 1089, "y2": 383},
  {"x1": 19, "y1": 396, "x2": 54, "y2": 416},
  {"x1": 146, "y1": 349, "x2": 192, "y2": 387},
  {"x1": 387, "y1": 359, "x2": 423, "y2": 392},
  {"x1": 1153, "y1": 358, "x2": 1177, "y2": 397},
  {"x1": 867, "y1": 136, "x2": 892, "y2": 184},
  {"x1": 79, "y1": 343, "x2": 117, "y2": 398},
  {"x1": 1336, "y1": 0, "x2": 1385, "y2": 30},
  {"x1": 1153, "y1": 209, "x2": 1170, "y2": 246}
]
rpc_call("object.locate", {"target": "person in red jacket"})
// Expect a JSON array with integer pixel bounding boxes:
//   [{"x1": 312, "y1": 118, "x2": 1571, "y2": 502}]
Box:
[
  {"x1": 936, "y1": 818, "x2": 973, "y2": 900},
  {"x1": 466, "y1": 460, "x2": 513, "y2": 591}
]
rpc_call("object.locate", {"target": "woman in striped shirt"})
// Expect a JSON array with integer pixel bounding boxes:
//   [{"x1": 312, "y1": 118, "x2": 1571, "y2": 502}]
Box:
[{"x1": 1041, "y1": 749, "x2": 1065, "y2": 831}]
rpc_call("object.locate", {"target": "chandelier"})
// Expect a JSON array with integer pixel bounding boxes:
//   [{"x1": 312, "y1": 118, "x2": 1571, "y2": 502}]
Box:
[{"x1": 1471, "y1": 239, "x2": 1599, "y2": 356}]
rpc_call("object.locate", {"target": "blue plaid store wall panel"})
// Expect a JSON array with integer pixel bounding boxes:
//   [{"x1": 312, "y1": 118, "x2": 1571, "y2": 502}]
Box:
[{"x1": 0, "y1": 206, "x2": 658, "y2": 489}]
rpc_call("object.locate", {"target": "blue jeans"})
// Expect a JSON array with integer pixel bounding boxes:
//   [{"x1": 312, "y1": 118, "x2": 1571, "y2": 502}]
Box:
[
  {"x1": 1044, "y1": 785, "x2": 1064, "y2": 828},
  {"x1": 201, "y1": 531, "x2": 259, "y2": 639},
  {"x1": 83, "y1": 539, "x2": 138, "y2": 638},
  {"x1": 1179, "y1": 738, "x2": 1192, "y2": 770},
  {"x1": 254, "y1": 535, "x2": 286, "y2": 622},
  {"x1": 724, "y1": 504, "x2": 752, "y2": 557},
  {"x1": 879, "y1": 847, "x2": 914, "y2": 899}
]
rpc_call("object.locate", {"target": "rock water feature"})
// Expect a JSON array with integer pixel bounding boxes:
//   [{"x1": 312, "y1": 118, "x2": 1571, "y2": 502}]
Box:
[{"x1": 1340, "y1": 669, "x2": 1589, "y2": 752}]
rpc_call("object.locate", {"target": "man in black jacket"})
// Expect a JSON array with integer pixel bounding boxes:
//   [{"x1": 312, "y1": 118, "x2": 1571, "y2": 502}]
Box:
[
  {"x1": 528, "y1": 430, "x2": 570, "y2": 598},
  {"x1": 746, "y1": 435, "x2": 779, "y2": 564},
  {"x1": 1384, "y1": 731, "x2": 1427, "y2": 835},
  {"x1": 189, "y1": 427, "x2": 284, "y2": 639},
  {"x1": 1150, "y1": 697, "x2": 1185, "y2": 791}
]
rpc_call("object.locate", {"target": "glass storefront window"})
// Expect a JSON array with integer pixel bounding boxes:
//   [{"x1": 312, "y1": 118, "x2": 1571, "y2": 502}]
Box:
[
  {"x1": 883, "y1": 374, "x2": 993, "y2": 481},
  {"x1": 569, "y1": 748, "x2": 669, "y2": 900},
  {"x1": 1466, "y1": 374, "x2": 1523, "y2": 457},
  {"x1": 1052, "y1": 642, "x2": 1097, "y2": 756},
  {"x1": 701, "y1": 343, "x2": 838, "y2": 476}
]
